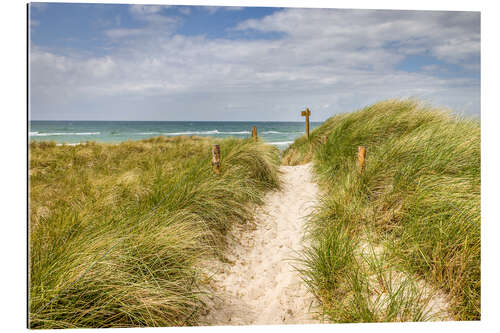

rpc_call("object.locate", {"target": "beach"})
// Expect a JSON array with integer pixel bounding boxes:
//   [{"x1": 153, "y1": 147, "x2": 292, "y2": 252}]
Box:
[{"x1": 28, "y1": 100, "x2": 481, "y2": 328}]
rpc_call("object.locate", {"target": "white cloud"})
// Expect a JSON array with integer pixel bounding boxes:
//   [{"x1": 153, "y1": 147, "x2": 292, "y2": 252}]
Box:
[
  {"x1": 30, "y1": 3, "x2": 47, "y2": 11},
  {"x1": 129, "y1": 4, "x2": 179, "y2": 26},
  {"x1": 129, "y1": 4, "x2": 164, "y2": 15},
  {"x1": 29, "y1": 8, "x2": 480, "y2": 120},
  {"x1": 201, "y1": 6, "x2": 219, "y2": 15},
  {"x1": 225, "y1": 6, "x2": 245, "y2": 11},
  {"x1": 198, "y1": 5, "x2": 245, "y2": 14},
  {"x1": 105, "y1": 28, "x2": 148, "y2": 38},
  {"x1": 421, "y1": 64, "x2": 442, "y2": 72},
  {"x1": 178, "y1": 7, "x2": 191, "y2": 15},
  {"x1": 105, "y1": 5, "x2": 180, "y2": 39},
  {"x1": 234, "y1": 9, "x2": 480, "y2": 66},
  {"x1": 432, "y1": 37, "x2": 480, "y2": 63}
]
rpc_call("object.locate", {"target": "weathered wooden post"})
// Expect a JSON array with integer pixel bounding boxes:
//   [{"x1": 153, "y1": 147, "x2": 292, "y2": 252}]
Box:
[
  {"x1": 252, "y1": 125, "x2": 258, "y2": 142},
  {"x1": 357, "y1": 146, "x2": 366, "y2": 173},
  {"x1": 301, "y1": 108, "x2": 311, "y2": 140},
  {"x1": 212, "y1": 144, "x2": 221, "y2": 174}
]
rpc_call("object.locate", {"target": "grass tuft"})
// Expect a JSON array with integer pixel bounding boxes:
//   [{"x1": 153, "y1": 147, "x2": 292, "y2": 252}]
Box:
[
  {"x1": 29, "y1": 136, "x2": 281, "y2": 328},
  {"x1": 286, "y1": 99, "x2": 480, "y2": 321}
]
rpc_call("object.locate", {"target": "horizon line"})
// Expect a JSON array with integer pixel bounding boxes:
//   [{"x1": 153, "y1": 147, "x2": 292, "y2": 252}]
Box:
[{"x1": 29, "y1": 119, "x2": 324, "y2": 122}]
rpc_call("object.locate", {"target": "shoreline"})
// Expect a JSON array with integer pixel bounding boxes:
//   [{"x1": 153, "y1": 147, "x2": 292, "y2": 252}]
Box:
[{"x1": 31, "y1": 137, "x2": 296, "y2": 149}]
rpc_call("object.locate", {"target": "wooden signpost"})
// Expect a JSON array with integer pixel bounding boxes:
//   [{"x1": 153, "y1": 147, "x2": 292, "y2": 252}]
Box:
[
  {"x1": 301, "y1": 108, "x2": 311, "y2": 140},
  {"x1": 212, "y1": 144, "x2": 221, "y2": 174},
  {"x1": 357, "y1": 146, "x2": 366, "y2": 173},
  {"x1": 252, "y1": 125, "x2": 258, "y2": 141}
]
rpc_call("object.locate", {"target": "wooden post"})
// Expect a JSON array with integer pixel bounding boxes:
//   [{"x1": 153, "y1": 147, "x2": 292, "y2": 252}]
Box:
[
  {"x1": 357, "y1": 146, "x2": 366, "y2": 173},
  {"x1": 301, "y1": 108, "x2": 311, "y2": 140},
  {"x1": 252, "y1": 125, "x2": 258, "y2": 142},
  {"x1": 212, "y1": 144, "x2": 221, "y2": 174}
]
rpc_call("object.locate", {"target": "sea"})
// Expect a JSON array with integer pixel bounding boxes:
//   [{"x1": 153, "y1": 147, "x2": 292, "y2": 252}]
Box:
[{"x1": 29, "y1": 121, "x2": 322, "y2": 150}]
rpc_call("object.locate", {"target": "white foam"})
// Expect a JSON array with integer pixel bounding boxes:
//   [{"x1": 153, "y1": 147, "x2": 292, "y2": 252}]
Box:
[
  {"x1": 30, "y1": 132, "x2": 100, "y2": 136},
  {"x1": 136, "y1": 130, "x2": 254, "y2": 136},
  {"x1": 163, "y1": 130, "x2": 219, "y2": 135},
  {"x1": 262, "y1": 131, "x2": 305, "y2": 134},
  {"x1": 222, "y1": 131, "x2": 251, "y2": 134},
  {"x1": 268, "y1": 141, "x2": 294, "y2": 146},
  {"x1": 56, "y1": 143, "x2": 82, "y2": 146},
  {"x1": 161, "y1": 130, "x2": 250, "y2": 135}
]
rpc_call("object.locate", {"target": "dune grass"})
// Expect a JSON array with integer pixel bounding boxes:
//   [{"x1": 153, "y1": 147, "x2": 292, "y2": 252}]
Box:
[
  {"x1": 284, "y1": 99, "x2": 480, "y2": 321},
  {"x1": 29, "y1": 136, "x2": 281, "y2": 328}
]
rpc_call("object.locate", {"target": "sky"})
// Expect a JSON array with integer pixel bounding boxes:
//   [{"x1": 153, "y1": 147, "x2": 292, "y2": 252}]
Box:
[{"x1": 29, "y1": 2, "x2": 480, "y2": 121}]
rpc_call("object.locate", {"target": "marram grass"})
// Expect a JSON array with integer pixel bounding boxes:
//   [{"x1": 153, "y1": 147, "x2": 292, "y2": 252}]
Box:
[
  {"x1": 285, "y1": 99, "x2": 480, "y2": 321},
  {"x1": 29, "y1": 136, "x2": 280, "y2": 328}
]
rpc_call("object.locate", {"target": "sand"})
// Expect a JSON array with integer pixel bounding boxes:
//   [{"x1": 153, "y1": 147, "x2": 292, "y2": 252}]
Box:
[
  {"x1": 200, "y1": 163, "x2": 321, "y2": 326},
  {"x1": 199, "y1": 162, "x2": 451, "y2": 325},
  {"x1": 357, "y1": 240, "x2": 452, "y2": 321}
]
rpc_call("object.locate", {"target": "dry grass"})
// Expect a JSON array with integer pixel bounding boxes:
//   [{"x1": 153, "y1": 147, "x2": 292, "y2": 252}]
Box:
[
  {"x1": 285, "y1": 99, "x2": 480, "y2": 321},
  {"x1": 29, "y1": 136, "x2": 281, "y2": 328}
]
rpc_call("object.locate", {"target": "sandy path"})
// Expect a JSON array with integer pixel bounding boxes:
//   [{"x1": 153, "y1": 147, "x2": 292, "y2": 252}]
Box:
[{"x1": 200, "y1": 163, "x2": 321, "y2": 326}]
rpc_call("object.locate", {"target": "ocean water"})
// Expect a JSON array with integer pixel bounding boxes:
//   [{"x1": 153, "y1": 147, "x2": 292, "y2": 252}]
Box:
[{"x1": 29, "y1": 121, "x2": 322, "y2": 149}]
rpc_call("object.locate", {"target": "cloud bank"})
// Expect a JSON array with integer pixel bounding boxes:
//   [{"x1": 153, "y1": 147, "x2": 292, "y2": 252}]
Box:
[{"x1": 29, "y1": 6, "x2": 480, "y2": 121}]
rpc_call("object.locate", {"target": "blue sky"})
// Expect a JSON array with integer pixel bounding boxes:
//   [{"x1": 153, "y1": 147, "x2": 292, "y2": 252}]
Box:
[
  {"x1": 29, "y1": 2, "x2": 480, "y2": 121},
  {"x1": 30, "y1": 4, "x2": 283, "y2": 56}
]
